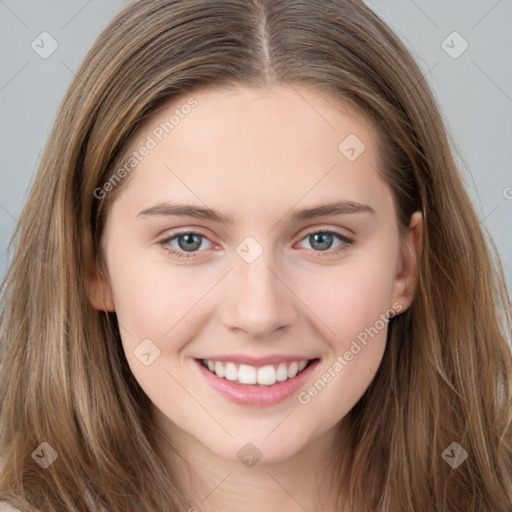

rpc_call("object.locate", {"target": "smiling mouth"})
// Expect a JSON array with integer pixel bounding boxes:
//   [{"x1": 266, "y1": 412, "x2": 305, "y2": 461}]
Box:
[{"x1": 198, "y1": 358, "x2": 319, "y2": 386}]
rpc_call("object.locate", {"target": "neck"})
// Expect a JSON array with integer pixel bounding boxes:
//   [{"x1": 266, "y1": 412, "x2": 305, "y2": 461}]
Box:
[{"x1": 151, "y1": 413, "x2": 353, "y2": 512}]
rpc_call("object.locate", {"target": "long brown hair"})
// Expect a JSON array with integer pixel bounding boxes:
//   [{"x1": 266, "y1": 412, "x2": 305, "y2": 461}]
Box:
[{"x1": 1, "y1": 1, "x2": 511, "y2": 510}]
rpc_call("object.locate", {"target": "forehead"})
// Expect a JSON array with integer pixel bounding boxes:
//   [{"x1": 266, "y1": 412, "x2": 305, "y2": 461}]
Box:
[{"x1": 113, "y1": 84, "x2": 387, "y2": 218}]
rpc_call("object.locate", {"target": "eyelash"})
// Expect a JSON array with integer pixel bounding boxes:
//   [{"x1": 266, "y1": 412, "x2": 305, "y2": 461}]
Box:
[{"x1": 158, "y1": 228, "x2": 355, "y2": 260}]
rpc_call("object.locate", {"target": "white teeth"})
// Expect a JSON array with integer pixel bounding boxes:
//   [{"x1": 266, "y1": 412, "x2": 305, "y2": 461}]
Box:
[
  {"x1": 203, "y1": 359, "x2": 312, "y2": 385},
  {"x1": 276, "y1": 363, "x2": 288, "y2": 381},
  {"x1": 214, "y1": 361, "x2": 225, "y2": 378},
  {"x1": 287, "y1": 362, "x2": 299, "y2": 379},
  {"x1": 238, "y1": 364, "x2": 257, "y2": 384},
  {"x1": 257, "y1": 365, "x2": 277, "y2": 386},
  {"x1": 225, "y1": 362, "x2": 238, "y2": 381}
]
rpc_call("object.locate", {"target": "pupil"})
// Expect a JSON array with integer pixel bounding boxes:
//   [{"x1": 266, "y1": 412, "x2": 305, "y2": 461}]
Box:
[
  {"x1": 178, "y1": 234, "x2": 201, "y2": 251},
  {"x1": 311, "y1": 233, "x2": 332, "y2": 251}
]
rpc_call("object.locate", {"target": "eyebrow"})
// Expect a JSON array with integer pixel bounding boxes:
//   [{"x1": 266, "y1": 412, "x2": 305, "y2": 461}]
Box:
[{"x1": 137, "y1": 200, "x2": 375, "y2": 224}]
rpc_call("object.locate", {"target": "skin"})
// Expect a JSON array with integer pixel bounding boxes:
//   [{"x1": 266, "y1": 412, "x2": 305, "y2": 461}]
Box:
[{"x1": 86, "y1": 84, "x2": 422, "y2": 511}]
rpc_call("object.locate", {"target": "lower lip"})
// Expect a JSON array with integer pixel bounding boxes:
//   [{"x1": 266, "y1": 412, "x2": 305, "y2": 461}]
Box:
[{"x1": 194, "y1": 359, "x2": 319, "y2": 407}]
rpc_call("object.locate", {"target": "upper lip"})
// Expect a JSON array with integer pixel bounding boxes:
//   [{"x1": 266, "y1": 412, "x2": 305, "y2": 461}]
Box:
[{"x1": 197, "y1": 354, "x2": 319, "y2": 367}]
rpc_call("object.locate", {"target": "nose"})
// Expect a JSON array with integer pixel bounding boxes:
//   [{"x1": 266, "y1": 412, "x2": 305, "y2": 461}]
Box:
[{"x1": 220, "y1": 251, "x2": 299, "y2": 340}]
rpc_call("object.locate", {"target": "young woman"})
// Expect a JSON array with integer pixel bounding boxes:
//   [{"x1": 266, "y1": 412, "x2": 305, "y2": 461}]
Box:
[{"x1": 0, "y1": 1, "x2": 511, "y2": 511}]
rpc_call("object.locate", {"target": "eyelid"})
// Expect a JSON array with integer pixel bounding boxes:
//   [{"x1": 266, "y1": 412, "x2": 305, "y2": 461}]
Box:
[
  {"x1": 298, "y1": 225, "x2": 353, "y2": 241},
  {"x1": 158, "y1": 227, "x2": 216, "y2": 245}
]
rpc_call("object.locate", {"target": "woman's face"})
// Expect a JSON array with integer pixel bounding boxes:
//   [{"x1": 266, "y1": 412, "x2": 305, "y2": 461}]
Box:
[{"x1": 88, "y1": 84, "x2": 421, "y2": 465}]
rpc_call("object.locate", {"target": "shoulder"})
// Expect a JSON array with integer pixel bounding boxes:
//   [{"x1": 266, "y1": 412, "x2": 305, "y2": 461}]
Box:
[{"x1": 0, "y1": 502, "x2": 21, "y2": 512}]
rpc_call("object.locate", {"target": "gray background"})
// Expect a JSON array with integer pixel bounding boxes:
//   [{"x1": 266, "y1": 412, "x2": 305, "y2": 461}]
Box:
[{"x1": 1, "y1": 0, "x2": 511, "y2": 293}]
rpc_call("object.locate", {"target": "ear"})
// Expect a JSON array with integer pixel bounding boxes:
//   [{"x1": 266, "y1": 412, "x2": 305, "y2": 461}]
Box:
[
  {"x1": 390, "y1": 211, "x2": 423, "y2": 313},
  {"x1": 83, "y1": 232, "x2": 115, "y2": 312}
]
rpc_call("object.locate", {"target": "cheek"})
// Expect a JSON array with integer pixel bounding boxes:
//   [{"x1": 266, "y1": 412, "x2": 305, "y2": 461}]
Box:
[
  {"x1": 295, "y1": 287, "x2": 391, "y2": 426},
  {"x1": 296, "y1": 250, "x2": 398, "y2": 344},
  {"x1": 105, "y1": 245, "x2": 206, "y2": 340},
  {"x1": 292, "y1": 250, "x2": 397, "y2": 412}
]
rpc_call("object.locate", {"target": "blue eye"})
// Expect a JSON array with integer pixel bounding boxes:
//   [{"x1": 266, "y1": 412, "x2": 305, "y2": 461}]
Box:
[
  {"x1": 160, "y1": 231, "x2": 213, "y2": 259},
  {"x1": 296, "y1": 229, "x2": 354, "y2": 255},
  {"x1": 159, "y1": 229, "x2": 354, "y2": 260}
]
